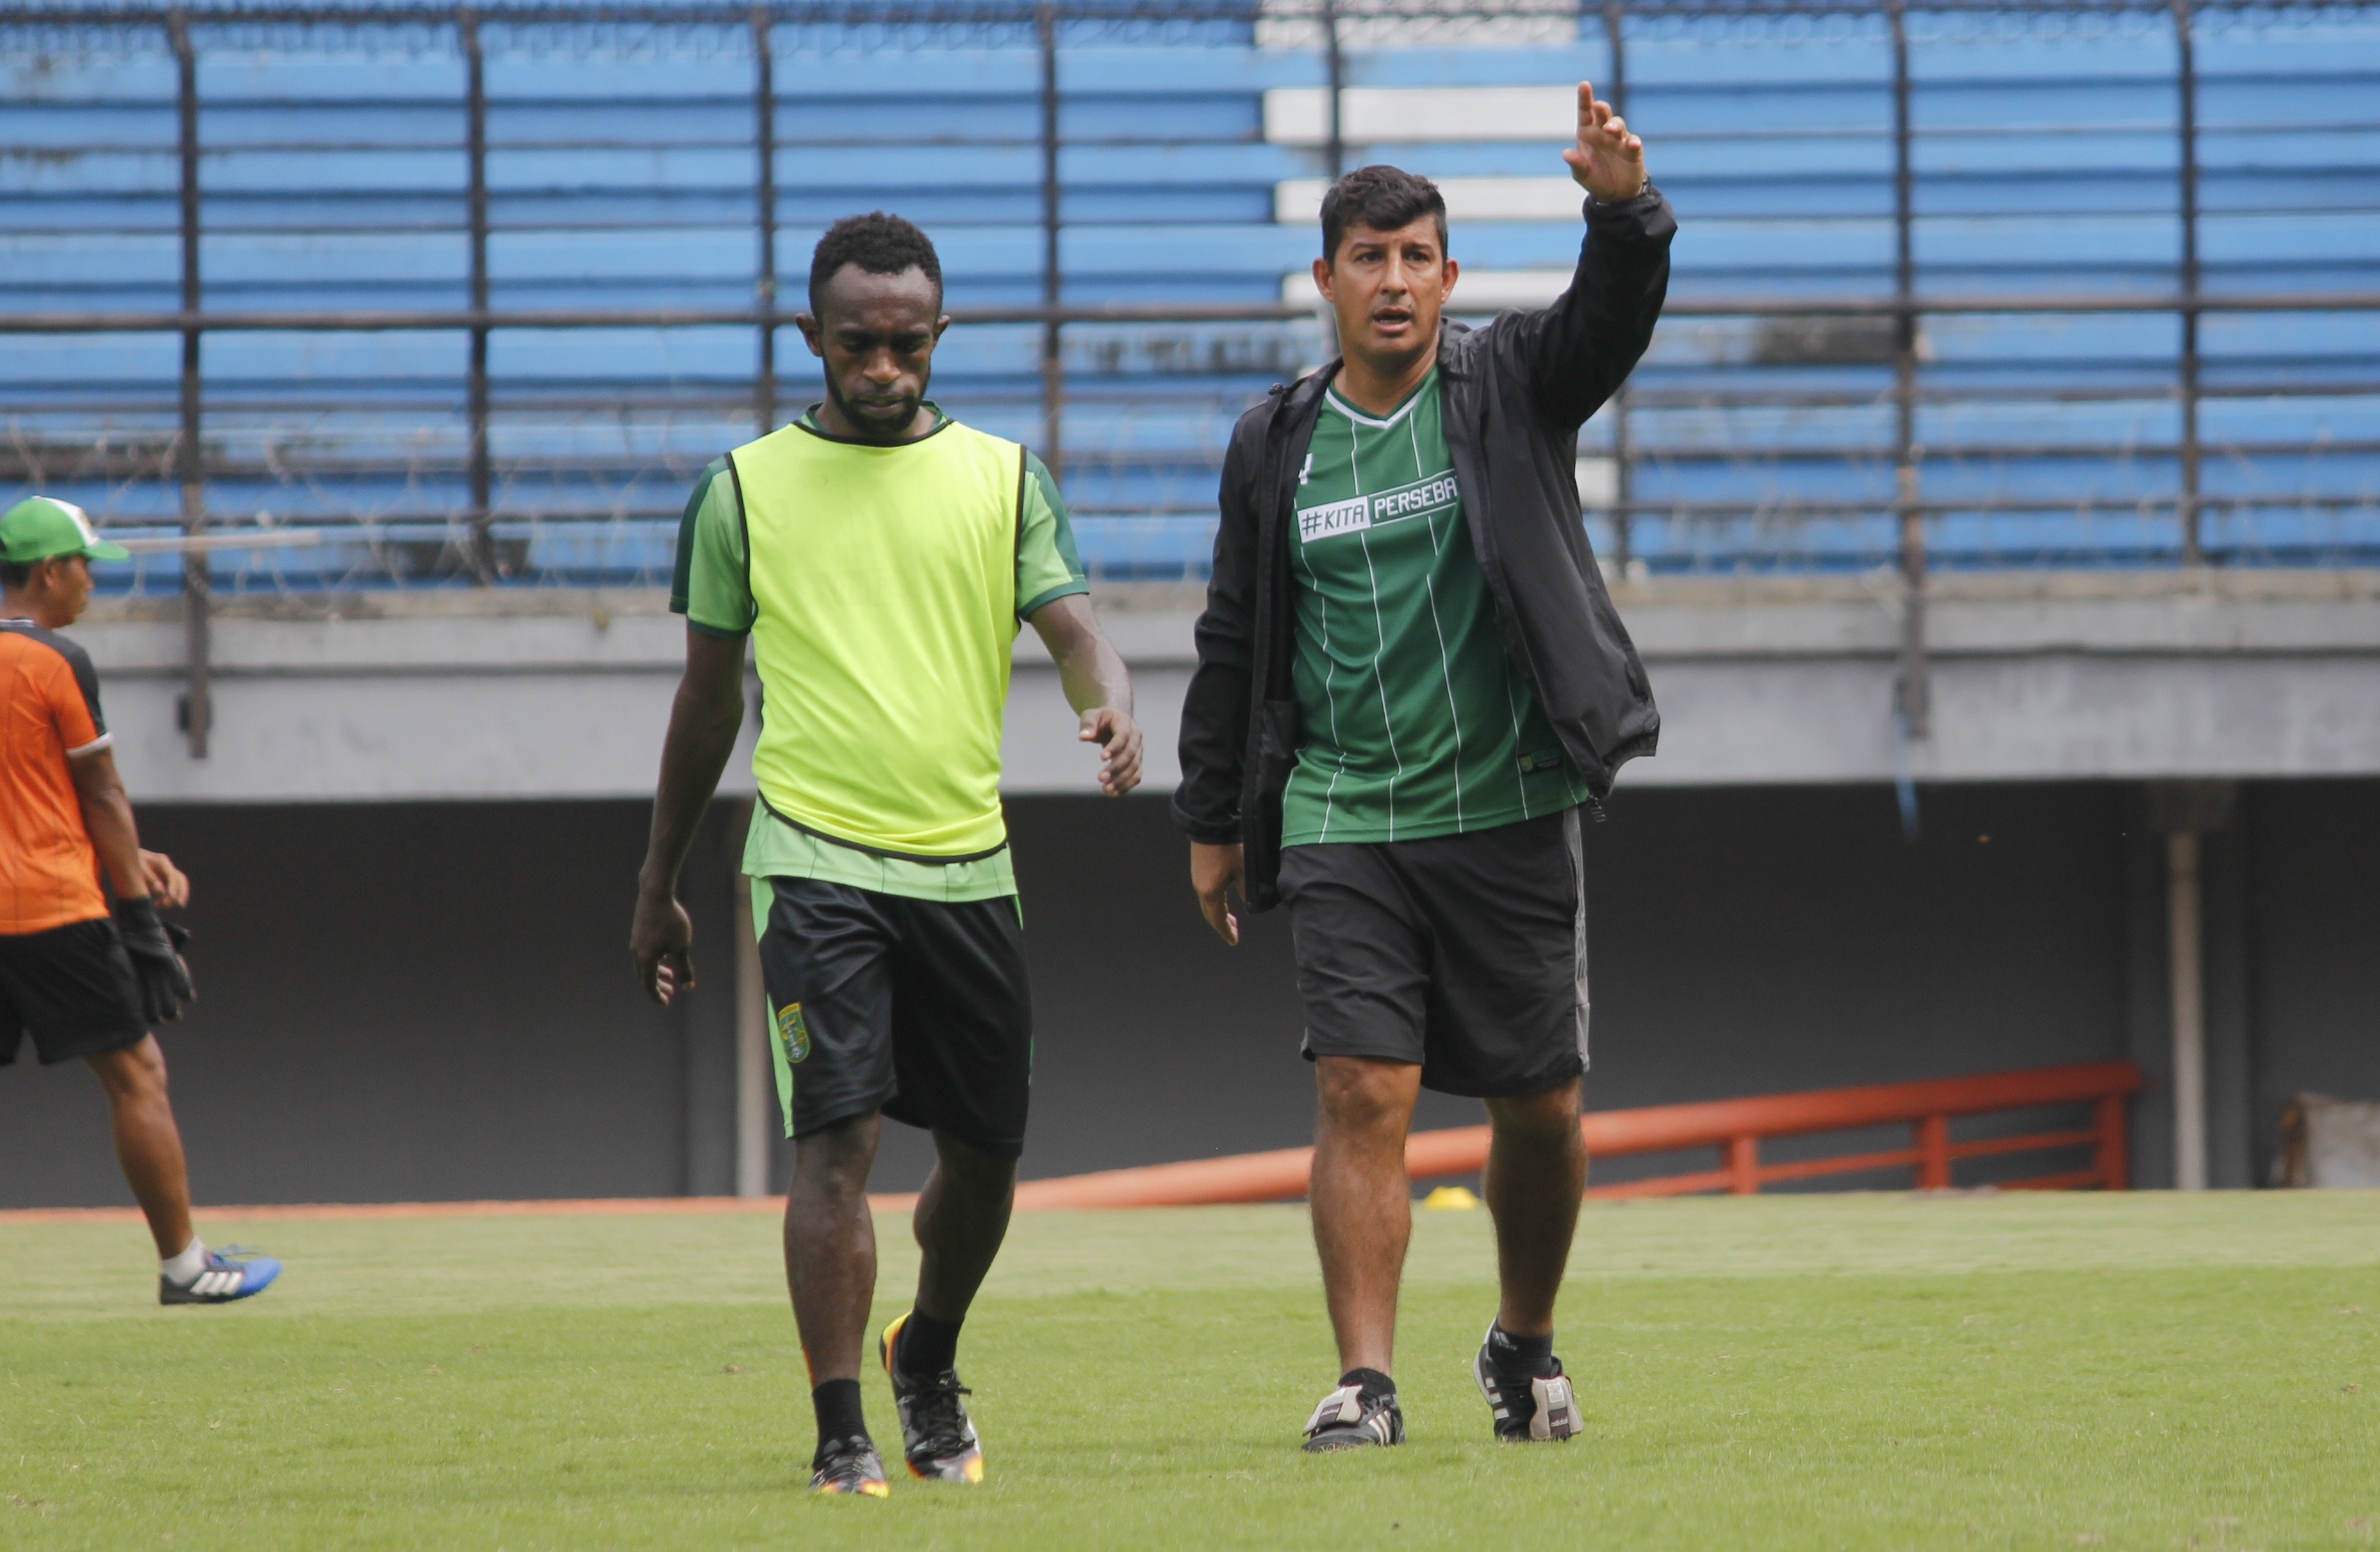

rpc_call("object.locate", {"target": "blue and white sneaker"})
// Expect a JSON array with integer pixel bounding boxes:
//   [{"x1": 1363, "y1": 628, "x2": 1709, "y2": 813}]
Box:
[{"x1": 160, "y1": 1247, "x2": 280, "y2": 1306}]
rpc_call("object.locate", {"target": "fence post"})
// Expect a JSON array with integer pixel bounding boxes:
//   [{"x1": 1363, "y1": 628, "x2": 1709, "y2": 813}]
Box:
[
  {"x1": 732, "y1": 800, "x2": 770, "y2": 1198},
  {"x1": 1727, "y1": 1135, "x2": 1758, "y2": 1195},
  {"x1": 169, "y1": 10, "x2": 210, "y2": 758},
  {"x1": 1036, "y1": 2, "x2": 1063, "y2": 478},
  {"x1": 2168, "y1": 830, "x2": 2208, "y2": 1190},
  {"x1": 461, "y1": 8, "x2": 495, "y2": 581},
  {"x1": 1888, "y1": 0, "x2": 1928, "y2": 741},
  {"x1": 1915, "y1": 1113, "x2": 1950, "y2": 1189},
  {"x1": 2094, "y1": 1092, "x2": 2129, "y2": 1190},
  {"x1": 1602, "y1": 0, "x2": 1633, "y2": 575},
  {"x1": 753, "y1": 5, "x2": 778, "y2": 437},
  {"x1": 2173, "y1": 0, "x2": 2203, "y2": 565},
  {"x1": 1321, "y1": 0, "x2": 1345, "y2": 179}
]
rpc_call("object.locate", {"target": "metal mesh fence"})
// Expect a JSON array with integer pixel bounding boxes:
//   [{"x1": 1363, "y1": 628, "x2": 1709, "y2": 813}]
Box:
[{"x1": 3, "y1": 0, "x2": 2376, "y2": 602}]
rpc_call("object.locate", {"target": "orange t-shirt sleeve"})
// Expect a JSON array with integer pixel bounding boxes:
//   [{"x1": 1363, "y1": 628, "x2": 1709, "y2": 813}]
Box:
[{"x1": 45, "y1": 647, "x2": 110, "y2": 757}]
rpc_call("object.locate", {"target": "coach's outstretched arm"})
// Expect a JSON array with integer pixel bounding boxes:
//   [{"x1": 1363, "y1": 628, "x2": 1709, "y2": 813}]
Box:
[
  {"x1": 631, "y1": 628, "x2": 745, "y2": 1005},
  {"x1": 1521, "y1": 80, "x2": 1676, "y2": 429},
  {"x1": 1027, "y1": 593, "x2": 1143, "y2": 798}
]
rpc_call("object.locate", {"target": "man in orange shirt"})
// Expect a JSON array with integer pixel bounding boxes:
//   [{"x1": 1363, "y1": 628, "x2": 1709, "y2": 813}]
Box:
[{"x1": 1, "y1": 496, "x2": 277, "y2": 1304}]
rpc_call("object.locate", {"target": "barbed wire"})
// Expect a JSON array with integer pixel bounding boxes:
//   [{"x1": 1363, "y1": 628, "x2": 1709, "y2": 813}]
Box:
[
  {"x1": 6, "y1": 0, "x2": 2376, "y2": 582},
  {"x1": 9, "y1": 0, "x2": 2377, "y2": 21},
  {"x1": 7, "y1": 7, "x2": 2376, "y2": 65}
]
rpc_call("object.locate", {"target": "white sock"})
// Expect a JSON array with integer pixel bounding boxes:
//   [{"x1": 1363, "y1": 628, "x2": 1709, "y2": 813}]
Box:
[{"x1": 161, "y1": 1237, "x2": 208, "y2": 1285}]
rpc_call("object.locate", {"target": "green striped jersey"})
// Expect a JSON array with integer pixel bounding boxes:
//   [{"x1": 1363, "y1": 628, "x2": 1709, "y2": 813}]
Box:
[{"x1": 1281, "y1": 369, "x2": 1586, "y2": 846}]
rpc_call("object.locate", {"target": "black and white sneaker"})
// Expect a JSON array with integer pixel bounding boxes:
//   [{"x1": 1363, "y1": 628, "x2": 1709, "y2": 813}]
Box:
[
  {"x1": 809, "y1": 1435, "x2": 891, "y2": 1498},
  {"x1": 1301, "y1": 1382, "x2": 1405, "y2": 1452},
  {"x1": 878, "y1": 1310, "x2": 984, "y2": 1482},
  {"x1": 1474, "y1": 1324, "x2": 1582, "y2": 1441}
]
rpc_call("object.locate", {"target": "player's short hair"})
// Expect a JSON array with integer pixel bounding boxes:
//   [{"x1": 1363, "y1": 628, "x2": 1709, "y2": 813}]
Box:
[
  {"x1": 0, "y1": 559, "x2": 40, "y2": 589},
  {"x1": 808, "y1": 212, "x2": 944, "y2": 314},
  {"x1": 1320, "y1": 166, "x2": 1449, "y2": 264}
]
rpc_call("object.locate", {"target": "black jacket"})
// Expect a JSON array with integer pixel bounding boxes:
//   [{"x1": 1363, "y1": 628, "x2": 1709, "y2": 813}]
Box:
[{"x1": 1171, "y1": 189, "x2": 1676, "y2": 910}]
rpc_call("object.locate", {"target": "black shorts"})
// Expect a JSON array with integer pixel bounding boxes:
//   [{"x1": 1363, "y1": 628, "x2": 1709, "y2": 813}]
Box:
[
  {"x1": 1280, "y1": 809, "x2": 1589, "y2": 1099},
  {"x1": 755, "y1": 876, "x2": 1033, "y2": 1158},
  {"x1": 0, "y1": 916, "x2": 149, "y2": 1068}
]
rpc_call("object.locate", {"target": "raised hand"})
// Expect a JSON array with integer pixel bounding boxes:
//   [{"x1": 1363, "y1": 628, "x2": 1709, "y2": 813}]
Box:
[{"x1": 1561, "y1": 80, "x2": 1647, "y2": 202}]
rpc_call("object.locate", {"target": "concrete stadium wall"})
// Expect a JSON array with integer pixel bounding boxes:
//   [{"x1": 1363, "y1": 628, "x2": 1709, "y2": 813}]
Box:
[
  {"x1": 4, "y1": 782, "x2": 2376, "y2": 1210},
  {"x1": 70, "y1": 574, "x2": 2380, "y2": 805}
]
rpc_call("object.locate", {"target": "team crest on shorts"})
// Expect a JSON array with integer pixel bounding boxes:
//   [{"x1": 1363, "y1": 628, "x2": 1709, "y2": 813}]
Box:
[{"x1": 775, "y1": 1002, "x2": 811, "y2": 1064}]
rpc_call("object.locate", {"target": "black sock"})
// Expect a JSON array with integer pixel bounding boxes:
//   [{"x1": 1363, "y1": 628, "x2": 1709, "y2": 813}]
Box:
[
  {"x1": 1338, "y1": 1367, "x2": 1396, "y2": 1401},
  {"x1": 1488, "y1": 1325, "x2": 1556, "y2": 1377},
  {"x1": 811, "y1": 1378, "x2": 868, "y2": 1451},
  {"x1": 895, "y1": 1310, "x2": 964, "y2": 1378}
]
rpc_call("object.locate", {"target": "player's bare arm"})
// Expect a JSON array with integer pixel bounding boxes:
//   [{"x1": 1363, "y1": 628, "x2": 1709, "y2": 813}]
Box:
[
  {"x1": 66, "y1": 746, "x2": 152, "y2": 903},
  {"x1": 68, "y1": 753, "x2": 190, "y2": 917},
  {"x1": 1562, "y1": 79, "x2": 1647, "y2": 201},
  {"x1": 66, "y1": 724, "x2": 192, "y2": 1026},
  {"x1": 1026, "y1": 594, "x2": 1141, "y2": 798},
  {"x1": 630, "y1": 628, "x2": 745, "y2": 1006}
]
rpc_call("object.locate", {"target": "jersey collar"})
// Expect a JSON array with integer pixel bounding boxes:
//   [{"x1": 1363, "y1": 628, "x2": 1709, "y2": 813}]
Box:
[
  {"x1": 793, "y1": 402, "x2": 953, "y2": 447},
  {"x1": 1323, "y1": 368, "x2": 1435, "y2": 432}
]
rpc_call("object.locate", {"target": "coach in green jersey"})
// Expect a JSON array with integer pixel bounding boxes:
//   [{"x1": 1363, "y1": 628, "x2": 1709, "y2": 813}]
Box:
[
  {"x1": 632, "y1": 214, "x2": 1142, "y2": 1499},
  {"x1": 1175, "y1": 86, "x2": 1672, "y2": 1452}
]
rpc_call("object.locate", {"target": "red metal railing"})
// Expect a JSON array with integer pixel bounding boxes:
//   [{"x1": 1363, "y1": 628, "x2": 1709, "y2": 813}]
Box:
[{"x1": 1008, "y1": 1060, "x2": 2144, "y2": 1210}]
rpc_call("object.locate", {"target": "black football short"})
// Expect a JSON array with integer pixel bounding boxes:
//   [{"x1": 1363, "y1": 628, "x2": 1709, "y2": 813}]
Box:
[
  {"x1": 754, "y1": 876, "x2": 1033, "y2": 1158},
  {"x1": 0, "y1": 916, "x2": 149, "y2": 1067},
  {"x1": 1280, "y1": 809, "x2": 1589, "y2": 1099}
]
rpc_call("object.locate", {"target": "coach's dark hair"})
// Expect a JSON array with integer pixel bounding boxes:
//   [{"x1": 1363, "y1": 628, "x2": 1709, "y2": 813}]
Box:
[
  {"x1": 808, "y1": 211, "x2": 944, "y2": 313},
  {"x1": 1320, "y1": 166, "x2": 1448, "y2": 263},
  {"x1": 0, "y1": 558, "x2": 39, "y2": 590}
]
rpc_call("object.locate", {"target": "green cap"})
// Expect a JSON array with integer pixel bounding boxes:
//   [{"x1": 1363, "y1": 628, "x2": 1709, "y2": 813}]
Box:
[{"x1": 2, "y1": 497, "x2": 130, "y2": 564}]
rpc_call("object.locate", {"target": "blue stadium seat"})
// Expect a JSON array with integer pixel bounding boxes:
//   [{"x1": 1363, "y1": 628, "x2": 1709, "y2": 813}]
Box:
[{"x1": 3, "y1": 4, "x2": 2375, "y2": 587}]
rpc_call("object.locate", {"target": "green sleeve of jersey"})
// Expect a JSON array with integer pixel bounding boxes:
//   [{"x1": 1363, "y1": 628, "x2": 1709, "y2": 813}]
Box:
[
  {"x1": 1017, "y1": 449, "x2": 1090, "y2": 619},
  {"x1": 670, "y1": 456, "x2": 756, "y2": 637}
]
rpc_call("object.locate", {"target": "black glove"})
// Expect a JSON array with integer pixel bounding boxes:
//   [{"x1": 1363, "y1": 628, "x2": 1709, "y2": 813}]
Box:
[{"x1": 113, "y1": 896, "x2": 195, "y2": 1025}]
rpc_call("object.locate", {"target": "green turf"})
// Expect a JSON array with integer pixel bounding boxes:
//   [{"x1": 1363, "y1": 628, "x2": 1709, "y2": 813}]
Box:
[{"x1": 6, "y1": 1193, "x2": 2380, "y2": 1550}]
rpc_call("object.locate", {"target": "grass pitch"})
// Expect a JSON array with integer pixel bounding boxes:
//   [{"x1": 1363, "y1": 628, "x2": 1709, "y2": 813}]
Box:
[{"x1": 5, "y1": 1194, "x2": 2380, "y2": 1551}]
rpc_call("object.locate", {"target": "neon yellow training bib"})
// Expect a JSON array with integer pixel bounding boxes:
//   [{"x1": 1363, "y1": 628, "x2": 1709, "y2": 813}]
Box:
[
  {"x1": 671, "y1": 408, "x2": 1087, "y2": 871},
  {"x1": 731, "y1": 418, "x2": 1025, "y2": 857}
]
